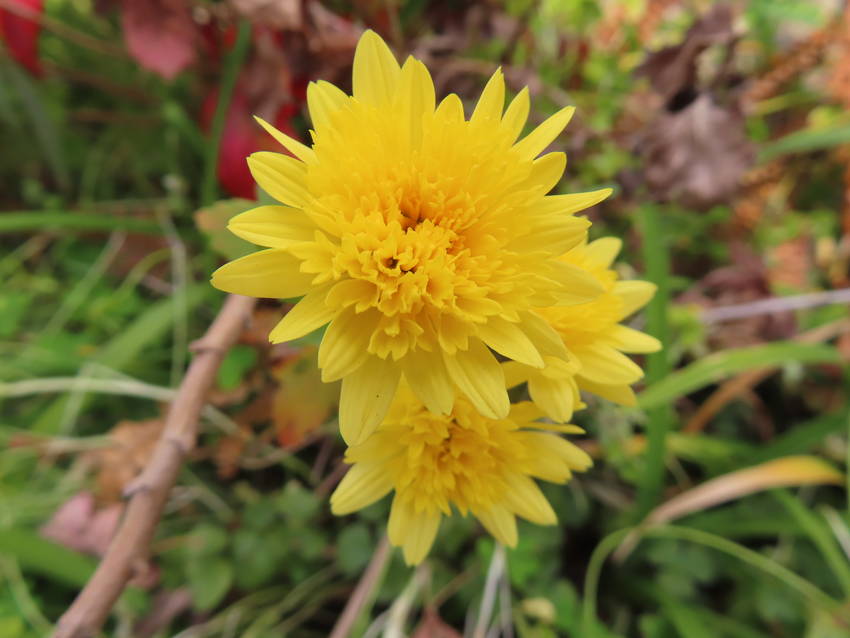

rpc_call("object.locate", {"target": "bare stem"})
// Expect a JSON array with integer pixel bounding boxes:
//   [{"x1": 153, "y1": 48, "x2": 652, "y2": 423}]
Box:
[{"x1": 52, "y1": 294, "x2": 256, "y2": 638}]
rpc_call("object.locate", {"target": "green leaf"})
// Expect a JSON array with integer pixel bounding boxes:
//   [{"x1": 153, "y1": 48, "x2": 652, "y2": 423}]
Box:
[
  {"x1": 216, "y1": 344, "x2": 258, "y2": 390},
  {"x1": 0, "y1": 528, "x2": 95, "y2": 587},
  {"x1": 195, "y1": 199, "x2": 256, "y2": 261},
  {"x1": 275, "y1": 481, "x2": 320, "y2": 523},
  {"x1": 638, "y1": 342, "x2": 840, "y2": 411},
  {"x1": 337, "y1": 524, "x2": 372, "y2": 576},
  {"x1": 232, "y1": 529, "x2": 281, "y2": 589},
  {"x1": 188, "y1": 524, "x2": 230, "y2": 556},
  {"x1": 188, "y1": 557, "x2": 233, "y2": 611}
]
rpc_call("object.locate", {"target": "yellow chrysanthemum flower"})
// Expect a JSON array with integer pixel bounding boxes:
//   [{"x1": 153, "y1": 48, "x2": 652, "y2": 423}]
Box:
[
  {"x1": 330, "y1": 382, "x2": 592, "y2": 565},
  {"x1": 504, "y1": 237, "x2": 661, "y2": 421},
  {"x1": 211, "y1": 30, "x2": 612, "y2": 444}
]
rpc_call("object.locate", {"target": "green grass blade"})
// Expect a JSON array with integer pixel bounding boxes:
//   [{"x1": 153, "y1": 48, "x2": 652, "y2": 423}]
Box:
[
  {"x1": 0, "y1": 212, "x2": 161, "y2": 234},
  {"x1": 759, "y1": 123, "x2": 850, "y2": 163},
  {"x1": 635, "y1": 203, "x2": 675, "y2": 517},
  {"x1": 200, "y1": 20, "x2": 252, "y2": 206},
  {"x1": 638, "y1": 342, "x2": 841, "y2": 411},
  {"x1": 0, "y1": 529, "x2": 95, "y2": 588},
  {"x1": 772, "y1": 489, "x2": 850, "y2": 597},
  {"x1": 31, "y1": 284, "x2": 211, "y2": 433}
]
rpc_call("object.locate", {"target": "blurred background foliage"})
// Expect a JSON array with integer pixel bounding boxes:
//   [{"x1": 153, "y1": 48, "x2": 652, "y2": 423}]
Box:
[{"x1": 3, "y1": 0, "x2": 850, "y2": 636}]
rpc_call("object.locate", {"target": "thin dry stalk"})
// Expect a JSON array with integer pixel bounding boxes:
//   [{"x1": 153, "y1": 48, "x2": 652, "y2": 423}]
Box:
[
  {"x1": 52, "y1": 294, "x2": 256, "y2": 638},
  {"x1": 329, "y1": 535, "x2": 392, "y2": 638}
]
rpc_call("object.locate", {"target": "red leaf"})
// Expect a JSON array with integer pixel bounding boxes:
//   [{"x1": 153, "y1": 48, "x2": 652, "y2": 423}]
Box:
[
  {"x1": 201, "y1": 83, "x2": 300, "y2": 199},
  {"x1": 121, "y1": 0, "x2": 196, "y2": 80},
  {"x1": 0, "y1": 0, "x2": 44, "y2": 76}
]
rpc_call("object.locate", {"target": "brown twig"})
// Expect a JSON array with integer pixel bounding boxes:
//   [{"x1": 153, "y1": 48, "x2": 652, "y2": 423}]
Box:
[
  {"x1": 328, "y1": 535, "x2": 392, "y2": 638},
  {"x1": 52, "y1": 294, "x2": 256, "y2": 638}
]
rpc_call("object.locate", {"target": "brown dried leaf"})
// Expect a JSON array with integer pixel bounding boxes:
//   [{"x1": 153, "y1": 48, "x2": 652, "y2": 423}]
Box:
[
  {"x1": 84, "y1": 418, "x2": 164, "y2": 502},
  {"x1": 271, "y1": 345, "x2": 338, "y2": 448},
  {"x1": 412, "y1": 608, "x2": 462, "y2": 638},
  {"x1": 767, "y1": 234, "x2": 813, "y2": 291},
  {"x1": 637, "y1": 3, "x2": 735, "y2": 101},
  {"x1": 231, "y1": 0, "x2": 302, "y2": 29},
  {"x1": 641, "y1": 94, "x2": 753, "y2": 209}
]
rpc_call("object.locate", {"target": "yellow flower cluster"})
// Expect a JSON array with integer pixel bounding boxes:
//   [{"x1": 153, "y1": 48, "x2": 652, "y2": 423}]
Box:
[{"x1": 212, "y1": 30, "x2": 659, "y2": 563}]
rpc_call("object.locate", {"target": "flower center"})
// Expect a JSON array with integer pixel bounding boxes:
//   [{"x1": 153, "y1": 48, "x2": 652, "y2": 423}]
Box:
[{"x1": 385, "y1": 400, "x2": 527, "y2": 515}]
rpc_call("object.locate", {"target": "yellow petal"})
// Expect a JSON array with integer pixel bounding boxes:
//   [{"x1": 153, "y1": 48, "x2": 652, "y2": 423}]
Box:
[
  {"x1": 330, "y1": 463, "x2": 393, "y2": 515},
  {"x1": 211, "y1": 249, "x2": 313, "y2": 299},
  {"x1": 247, "y1": 152, "x2": 310, "y2": 208},
  {"x1": 307, "y1": 80, "x2": 349, "y2": 131},
  {"x1": 253, "y1": 116, "x2": 315, "y2": 163},
  {"x1": 269, "y1": 285, "x2": 336, "y2": 343},
  {"x1": 501, "y1": 87, "x2": 529, "y2": 143},
  {"x1": 389, "y1": 498, "x2": 441, "y2": 565},
  {"x1": 387, "y1": 494, "x2": 412, "y2": 541},
  {"x1": 538, "y1": 188, "x2": 613, "y2": 216},
  {"x1": 510, "y1": 213, "x2": 590, "y2": 256},
  {"x1": 402, "y1": 349, "x2": 454, "y2": 414},
  {"x1": 519, "y1": 311, "x2": 570, "y2": 360},
  {"x1": 521, "y1": 432, "x2": 575, "y2": 482},
  {"x1": 477, "y1": 316, "x2": 543, "y2": 368},
  {"x1": 471, "y1": 67, "x2": 505, "y2": 123},
  {"x1": 317, "y1": 308, "x2": 375, "y2": 382},
  {"x1": 555, "y1": 439, "x2": 593, "y2": 471},
  {"x1": 613, "y1": 280, "x2": 657, "y2": 319},
  {"x1": 548, "y1": 260, "x2": 605, "y2": 305},
  {"x1": 503, "y1": 474, "x2": 557, "y2": 525},
  {"x1": 501, "y1": 360, "x2": 531, "y2": 389},
  {"x1": 603, "y1": 325, "x2": 661, "y2": 354},
  {"x1": 325, "y1": 278, "x2": 379, "y2": 313},
  {"x1": 228, "y1": 205, "x2": 316, "y2": 248},
  {"x1": 574, "y1": 343, "x2": 644, "y2": 385},
  {"x1": 352, "y1": 29, "x2": 401, "y2": 106},
  {"x1": 513, "y1": 105, "x2": 575, "y2": 161},
  {"x1": 577, "y1": 378, "x2": 637, "y2": 406},
  {"x1": 527, "y1": 152, "x2": 566, "y2": 194},
  {"x1": 476, "y1": 505, "x2": 518, "y2": 547},
  {"x1": 396, "y1": 56, "x2": 436, "y2": 148},
  {"x1": 443, "y1": 339, "x2": 509, "y2": 419},
  {"x1": 583, "y1": 237, "x2": 622, "y2": 269},
  {"x1": 435, "y1": 93, "x2": 465, "y2": 122},
  {"x1": 528, "y1": 371, "x2": 577, "y2": 422},
  {"x1": 339, "y1": 356, "x2": 401, "y2": 445}
]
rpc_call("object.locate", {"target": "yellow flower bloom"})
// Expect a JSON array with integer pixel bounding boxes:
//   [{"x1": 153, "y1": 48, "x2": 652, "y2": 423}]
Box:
[
  {"x1": 505, "y1": 237, "x2": 661, "y2": 421},
  {"x1": 211, "y1": 30, "x2": 611, "y2": 445},
  {"x1": 330, "y1": 382, "x2": 592, "y2": 565}
]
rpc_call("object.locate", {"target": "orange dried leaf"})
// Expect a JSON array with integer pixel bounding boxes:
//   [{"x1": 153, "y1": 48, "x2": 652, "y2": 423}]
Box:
[
  {"x1": 84, "y1": 418, "x2": 164, "y2": 502},
  {"x1": 648, "y1": 455, "x2": 842, "y2": 526},
  {"x1": 271, "y1": 345, "x2": 338, "y2": 448}
]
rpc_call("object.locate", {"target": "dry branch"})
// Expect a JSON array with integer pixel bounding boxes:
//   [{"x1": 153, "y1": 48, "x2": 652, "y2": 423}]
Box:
[{"x1": 52, "y1": 294, "x2": 256, "y2": 638}]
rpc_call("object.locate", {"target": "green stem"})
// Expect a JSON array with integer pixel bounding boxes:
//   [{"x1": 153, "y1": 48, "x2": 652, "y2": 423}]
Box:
[
  {"x1": 200, "y1": 20, "x2": 252, "y2": 206},
  {"x1": 635, "y1": 204, "x2": 674, "y2": 518}
]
